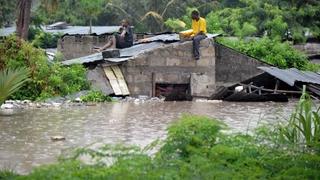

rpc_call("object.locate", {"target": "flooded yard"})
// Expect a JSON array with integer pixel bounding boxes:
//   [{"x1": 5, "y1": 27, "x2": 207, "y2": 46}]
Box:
[{"x1": 0, "y1": 100, "x2": 297, "y2": 174}]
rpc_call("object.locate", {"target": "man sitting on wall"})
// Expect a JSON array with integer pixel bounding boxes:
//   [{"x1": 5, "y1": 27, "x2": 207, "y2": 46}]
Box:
[
  {"x1": 180, "y1": 10, "x2": 207, "y2": 60},
  {"x1": 95, "y1": 19, "x2": 133, "y2": 52}
]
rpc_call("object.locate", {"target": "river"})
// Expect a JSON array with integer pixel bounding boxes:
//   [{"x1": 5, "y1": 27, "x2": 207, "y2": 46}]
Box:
[{"x1": 0, "y1": 100, "x2": 298, "y2": 174}]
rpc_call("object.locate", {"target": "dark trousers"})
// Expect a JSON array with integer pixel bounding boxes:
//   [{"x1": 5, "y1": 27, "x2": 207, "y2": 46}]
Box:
[
  {"x1": 192, "y1": 34, "x2": 206, "y2": 59},
  {"x1": 115, "y1": 35, "x2": 133, "y2": 49}
]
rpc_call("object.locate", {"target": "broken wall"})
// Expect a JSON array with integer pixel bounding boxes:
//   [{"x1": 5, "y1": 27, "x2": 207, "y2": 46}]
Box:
[
  {"x1": 57, "y1": 35, "x2": 113, "y2": 60},
  {"x1": 121, "y1": 39, "x2": 216, "y2": 97},
  {"x1": 215, "y1": 43, "x2": 269, "y2": 87}
]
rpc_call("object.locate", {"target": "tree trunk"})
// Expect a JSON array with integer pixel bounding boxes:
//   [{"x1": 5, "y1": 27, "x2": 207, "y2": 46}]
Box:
[{"x1": 16, "y1": 0, "x2": 32, "y2": 40}]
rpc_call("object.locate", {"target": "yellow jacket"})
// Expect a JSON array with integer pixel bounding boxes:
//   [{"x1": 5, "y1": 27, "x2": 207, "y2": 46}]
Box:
[{"x1": 180, "y1": 17, "x2": 207, "y2": 37}]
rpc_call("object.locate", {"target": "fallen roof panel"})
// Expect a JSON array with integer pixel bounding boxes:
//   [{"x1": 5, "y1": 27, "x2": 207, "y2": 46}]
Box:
[{"x1": 258, "y1": 66, "x2": 320, "y2": 86}]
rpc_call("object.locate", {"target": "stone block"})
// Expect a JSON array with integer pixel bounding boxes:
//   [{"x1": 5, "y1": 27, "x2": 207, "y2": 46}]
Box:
[
  {"x1": 200, "y1": 46, "x2": 214, "y2": 57},
  {"x1": 124, "y1": 74, "x2": 134, "y2": 83},
  {"x1": 190, "y1": 73, "x2": 215, "y2": 97},
  {"x1": 166, "y1": 57, "x2": 181, "y2": 66},
  {"x1": 134, "y1": 74, "x2": 151, "y2": 83},
  {"x1": 149, "y1": 57, "x2": 166, "y2": 66},
  {"x1": 196, "y1": 57, "x2": 211, "y2": 67},
  {"x1": 200, "y1": 39, "x2": 211, "y2": 48},
  {"x1": 86, "y1": 66, "x2": 114, "y2": 95},
  {"x1": 102, "y1": 49, "x2": 120, "y2": 58},
  {"x1": 83, "y1": 36, "x2": 93, "y2": 43},
  {"x1": 179, "y1": 59, "x2": 197, "y2": 67},
  {"x1": 155, "y1": 73, "x2": 164, "y2": 82}
]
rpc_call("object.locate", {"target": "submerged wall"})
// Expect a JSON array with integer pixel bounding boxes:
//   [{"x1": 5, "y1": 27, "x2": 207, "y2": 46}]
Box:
[
  {"x1": 215, "y1": 43, "x2": 269, "y2": 87},
  {"x1": 121, "y1": 39, "x2": 216, "y2": 97}
]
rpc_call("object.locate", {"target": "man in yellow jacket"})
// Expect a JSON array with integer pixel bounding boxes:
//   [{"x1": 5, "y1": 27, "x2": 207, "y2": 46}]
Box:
[{"x1": 180, "y1": 10, "x2": 207, "y2": 60}]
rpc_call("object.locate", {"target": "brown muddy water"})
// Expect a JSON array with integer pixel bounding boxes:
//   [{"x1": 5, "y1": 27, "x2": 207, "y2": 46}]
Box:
[{"x1": 0, "y1": 100, "x2": 298, "y2": 174}]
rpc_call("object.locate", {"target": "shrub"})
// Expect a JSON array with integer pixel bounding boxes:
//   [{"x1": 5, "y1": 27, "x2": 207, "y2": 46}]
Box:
[
  {"x1": 80, "y1": 90, "x2": 112, "y2": 102},
  {"x1": 31, "y1": 31, "x2": 62, "y2": 49},
  {"x1": 217, "y1": 37, "x2": 320, "y2": 71},
  {"x1": 0, "y1": 35, "x2": 89, "y2": 101},
  {"x1": 3, "y1": 114, "x2": 320, "y2": 179},
  {"x1": 0, "y1": 68, "x2": 30, "y2": 106},
  {"x1": 158, "y1": 115, "x2": 225, "y2": 160}
]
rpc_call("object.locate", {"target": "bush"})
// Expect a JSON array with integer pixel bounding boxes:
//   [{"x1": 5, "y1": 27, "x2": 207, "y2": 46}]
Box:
[
  {"x1": 80, "y1": 90, "x2": 112, "y2": 102},
  {"x1": 158, "y1": 115, "x2": 225, "y2": 160},
  {"x1": 32, "y1": 31, "x2": 62, "y2": 49},
  {"x1": 3, "y1": 113, "x2": 320, "y2": 179},
  {"x1": 0, "y1": 68, "x2": 30, "y2": 106},
  {"x1": 0, "y1": 36, "x2": 89, "y2": 101},
  {"x1": 217, "y1": 37, "x2": 320, "y2": 71}
]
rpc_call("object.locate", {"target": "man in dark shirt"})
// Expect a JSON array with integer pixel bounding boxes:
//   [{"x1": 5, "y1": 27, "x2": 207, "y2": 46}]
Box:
[{"x1": 95, "y1": 19, "x2": 133, "y2": 51}]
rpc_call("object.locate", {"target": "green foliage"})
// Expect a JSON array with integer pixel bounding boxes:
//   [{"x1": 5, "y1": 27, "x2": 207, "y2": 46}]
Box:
[
  {"x1": 4, "y1": 109, "x2": 320, "y2": 179},
  {"x1": 31, "y1": 31, "x2": 62, "y2": 49},
  {"x1": 0, "y1": 170, "x2": 18, "y2": 179},
  {"x1": 0, "y1": 0, "x2": 17, "y2": 27},
  {"x1": 164, "y1": 18, "x2": 186, "y2": 32},
  {"x1": 158, "y1": 115, "x2": 225, "y2": 159},
  {"x1": 0, "y1": 68, "x2": 29, "y2": 106},
  {"x1": 217, "y1": 37, "x2": 320, "y2": 71},
  {"x1": 80, "y1": 91, "x2": 113, "y2": 102},
  {"x1": 277, "y1": 86, "x2": 320, "y2": 151},
  {"x1": 205, "y1": 0, "x2": 320, "y2": 43},
  {"x1": 0, "y1": 35, "x2": 89, "y2": 101}
]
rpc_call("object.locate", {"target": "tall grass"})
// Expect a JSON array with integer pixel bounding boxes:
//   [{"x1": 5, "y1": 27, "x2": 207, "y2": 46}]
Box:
[
  {"x1": 278, "y1": 86, "x2": 320, "y2": 151},
  {"x1": 0, "y1": 68, "x2": 30, "y2": 106}
]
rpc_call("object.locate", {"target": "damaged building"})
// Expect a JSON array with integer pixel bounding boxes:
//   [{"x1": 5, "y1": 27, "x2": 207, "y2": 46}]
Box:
[
  {"x1": 61, "y1": 33, "x2": 219, "y2": 98},
  {"x1": 56, "y1": 29, "x2": 320, "y2": 101}
]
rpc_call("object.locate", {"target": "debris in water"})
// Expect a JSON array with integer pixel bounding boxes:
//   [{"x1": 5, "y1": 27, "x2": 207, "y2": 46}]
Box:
[{"x1": 51, "y1": 136, "x2": 66, "y2": 141}]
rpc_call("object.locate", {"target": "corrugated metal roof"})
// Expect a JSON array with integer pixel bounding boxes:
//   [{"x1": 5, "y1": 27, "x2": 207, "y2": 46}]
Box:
[
  {"x1": 136, "y1": 33, "x2": 221, "y2": 43},
  {"x1": 120, "y1": 42, "x2": 164, "y2": 57},
  {"x1": 62, "y1": 42, "x2": 164, "y2": 65},
  {"x1": 0, "y1": 26, "x2": 120, "y2": 36},
  {"x1": 258, "y1": 66, "x2": 320, "y2": 86},
  {"x1": 62, "y1": 33, "x2": 220, "y2": 65},
  {"x1": 62, "y1": 53, "x2": 103, "y2": 65}
]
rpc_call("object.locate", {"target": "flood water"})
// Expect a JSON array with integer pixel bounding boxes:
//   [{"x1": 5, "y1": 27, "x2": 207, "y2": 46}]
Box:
[{"x1": 0, "y1": 101, "x2": 298, "y2": 174}]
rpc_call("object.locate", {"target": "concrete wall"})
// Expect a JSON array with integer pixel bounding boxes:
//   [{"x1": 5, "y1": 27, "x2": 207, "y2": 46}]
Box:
[
  {"x1": 215, "y1": 43, "x2": 269, "y2": 86},
  {"x1": 58, "y1": 35, "x2": 112, "y2": 60},
  {"x1": 121, "y1": 39, "x2": 216, "y2": 97},
  {"x1": 294, "y1": 43, "x2": 320, "y2": 57}
]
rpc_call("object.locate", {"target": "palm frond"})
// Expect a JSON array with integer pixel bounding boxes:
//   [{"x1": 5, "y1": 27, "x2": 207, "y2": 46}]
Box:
[
  {"x1": 141, "y1": 11, "x2": 164, "y2": 24},
  {"x1": 0, "y1": 68, "x2": 30, "y2": 105}
]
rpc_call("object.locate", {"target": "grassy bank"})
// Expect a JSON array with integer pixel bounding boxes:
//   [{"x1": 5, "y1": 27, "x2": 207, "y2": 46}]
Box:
[{"x1": 1, "y1": 93, "x2": 319, "y2": 179}]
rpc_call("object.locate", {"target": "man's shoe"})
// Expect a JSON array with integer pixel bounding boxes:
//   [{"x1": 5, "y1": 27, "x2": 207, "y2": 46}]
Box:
[{"x1": 195, "y1": 57, "x2": 200, "y2": 60}]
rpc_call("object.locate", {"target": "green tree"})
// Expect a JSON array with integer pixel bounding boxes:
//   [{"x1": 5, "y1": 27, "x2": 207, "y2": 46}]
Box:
[
  {"x1": 0, "y1": 0, "x2": 17, "y2": 27},
  {"x1": 79, "y1": 0, "x2": 106, "y2": 34}
]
